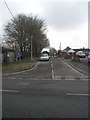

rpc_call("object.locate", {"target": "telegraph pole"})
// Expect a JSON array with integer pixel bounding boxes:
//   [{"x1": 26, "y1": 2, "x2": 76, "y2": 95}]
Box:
[{"x1": 59, "y1": 42, "x2": 61, "y2": 51}]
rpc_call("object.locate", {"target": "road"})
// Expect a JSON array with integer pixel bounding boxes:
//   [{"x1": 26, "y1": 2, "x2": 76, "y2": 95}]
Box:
[
  {"x1": 2, "y1": 58, "x2": 88, "y2": 119},
  {"x1": 63, "y1": 57, "x2": 88, "y2": 76}
]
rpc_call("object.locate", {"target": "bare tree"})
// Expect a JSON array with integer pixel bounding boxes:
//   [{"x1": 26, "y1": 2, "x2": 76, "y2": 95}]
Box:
[{"x1": 4, "y1": 14, "x2": 50, "y2": 58}]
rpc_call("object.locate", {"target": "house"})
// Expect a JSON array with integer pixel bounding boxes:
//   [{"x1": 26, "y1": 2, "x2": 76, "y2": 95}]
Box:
[
  {"x1": 67, "y1": 49, "x2": 76, "y2": 58},
  {"x1": 60, "y1": 47, "x2": 71, "y2": 58}
]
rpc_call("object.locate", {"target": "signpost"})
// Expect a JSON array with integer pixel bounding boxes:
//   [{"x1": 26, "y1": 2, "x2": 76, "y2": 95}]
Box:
[{"x1": 16, "y1": 51, "x2": 21, "y2": 62}]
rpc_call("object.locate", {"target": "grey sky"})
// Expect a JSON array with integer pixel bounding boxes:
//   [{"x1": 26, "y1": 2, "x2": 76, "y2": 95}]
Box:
[
  {"x1": 0, "y1": 0, "x2": 89, "y2": 50},
  {"x1": 42, "y1": 2, "x2": 88, "y2": 30}
]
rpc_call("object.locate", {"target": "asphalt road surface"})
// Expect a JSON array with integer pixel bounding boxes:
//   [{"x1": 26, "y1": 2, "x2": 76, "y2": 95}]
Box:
[{"x1": 2, "y1": 58, "x2": 88, "y2": 119}]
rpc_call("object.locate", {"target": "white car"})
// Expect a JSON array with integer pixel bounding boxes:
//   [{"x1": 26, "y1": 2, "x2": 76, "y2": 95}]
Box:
[
  {"x1": 76, "y1": 51, "x2": 86, "y2": 58},
  {"x1": 88, "y1": 53, "x2": 90, "y2": 63},
  {"x1": 40, "y1": 54, "x2": 49, "y2": 61}
]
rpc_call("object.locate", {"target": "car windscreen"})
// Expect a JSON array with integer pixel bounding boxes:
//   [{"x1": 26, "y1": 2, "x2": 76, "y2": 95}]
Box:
[{"x1": 41, "y1": 54, "x2": 48, "y2": 57}]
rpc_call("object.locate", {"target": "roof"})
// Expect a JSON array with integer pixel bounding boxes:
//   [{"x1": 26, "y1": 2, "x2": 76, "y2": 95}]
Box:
[
  {"x1": 63, "y1": 46, "x2": 71, "y2": 52},
  {"x1": 68, "y1": 49, "x2": 75, "y2": 53},
  {"x1": 41, "y1": 47, "x2": 50, "y2": 53}
]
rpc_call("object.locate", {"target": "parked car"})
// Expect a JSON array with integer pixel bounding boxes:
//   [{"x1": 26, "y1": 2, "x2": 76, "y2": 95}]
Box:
[
  {"x1": 88, "y1": 53, "x2": 90, "y2": 63},
  {"x1": 40, "y1": 53, "x2": 49, "y2": 61},
  {"x1": 76, "y1": 51, "x2": 86, "y2": 58}
]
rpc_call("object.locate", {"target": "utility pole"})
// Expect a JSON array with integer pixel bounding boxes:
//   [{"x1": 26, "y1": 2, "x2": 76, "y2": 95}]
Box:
[
  {"x1": 31, "y1": 36, "x2": 33, "y2": 60},
  {"x1": 59, "y1": 42, "x2": 61, "y2": 51}
]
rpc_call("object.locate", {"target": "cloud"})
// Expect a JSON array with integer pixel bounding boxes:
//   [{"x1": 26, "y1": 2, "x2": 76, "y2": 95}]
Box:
[
  {"x1": 47, "y1": 22, "x2": 88, "y2": 50},
  {"x1": 1, "y1": 0, "x2": 88, "y2": 30},
  {"x1": 42, "y1": 2, "x2": 88, "y2": 30},
  {"x1": 0, "y1": 0, "x2": 88, "y2": 49},
  {"x1": 1, "y1": 0, "x2": 43, "y2": 27},
  {"x1": 88, "y1": 1, "x2": 90, "y2": 49}
]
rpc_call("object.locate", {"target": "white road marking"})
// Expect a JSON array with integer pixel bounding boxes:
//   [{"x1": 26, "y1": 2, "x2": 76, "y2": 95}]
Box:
[
  {"x1": 61, "y1": 60, "x2": 84, "y2": 75},
  {"x1": 51, "y1": 61, "x2": 53, "y2": 69},
  {"x1": 0, "y1": 90, "x2": 18, "y2": 93},
  {"x1": 54, "y1": 75, "x2": 88, "y2": 81},
  {"x1": 51, "y1": 63, "x2": 53, "y2": 69},
  {"x1": 52, "y1": 70, "x2": 54, "y2": 80},
  {"x1": 51, "y1": 61, "x2": 54, "y2": 80},
  {"x1": 67, "y1": 93, "x2": 89, "y2": 96},
  {"x1": 18, "y1": 78, "x2": 22, "y2": 79},
  {"x1": 54, "y1": 76, "x2": 62, "y2": 80},
  {"x1": 11, "y1": 77, "x2": 16, "y2": 79},
  {"x1": 17, "y1": 82, "x2": 29, "y2": 85},
  {"x1": 65, "y1": 76, "x2": 75, "y2": 80}
]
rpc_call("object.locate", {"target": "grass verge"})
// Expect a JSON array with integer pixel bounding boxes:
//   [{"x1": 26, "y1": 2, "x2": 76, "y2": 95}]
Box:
[
  {"x1": 2, "y1": 57, "x2": 39, "y2": 73},
  {"x1": 2, "y1": 62, "x2": 36, "y2": 73}
]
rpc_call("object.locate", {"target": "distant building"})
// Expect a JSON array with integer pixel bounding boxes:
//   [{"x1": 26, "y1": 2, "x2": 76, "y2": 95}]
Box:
[
  {"x1": 60, "y1": 46, "x2": 71, "y2": 58},
  {"x1": 73, "y1": 48, "x2": 90, "y2": 55},
  {"x1": 63, "y1": 46, "x2": 71, "y2": 52}
]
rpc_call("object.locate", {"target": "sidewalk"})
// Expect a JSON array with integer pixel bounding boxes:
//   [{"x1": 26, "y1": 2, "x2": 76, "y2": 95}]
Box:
[{"x1": 62, "y1": 58, "x2": 88, "y2": 75}]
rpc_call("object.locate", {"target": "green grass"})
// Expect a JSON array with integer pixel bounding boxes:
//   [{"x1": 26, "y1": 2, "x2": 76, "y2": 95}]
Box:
[
  {"x1": 2, "y1": 62, "x2": 37, "y2": 73},
  {"x1": 22, "y1": 57, "x2": 40, "y2": 62},
  {"x1": 2, "y1": 63, "x2": 36, "y2": 73},
  {"x1": 0, "y1": 64, "x2": 2, "y2": 71},
  {"x1": 2, "y1": 57, "x2": 39, "y2": 73}
]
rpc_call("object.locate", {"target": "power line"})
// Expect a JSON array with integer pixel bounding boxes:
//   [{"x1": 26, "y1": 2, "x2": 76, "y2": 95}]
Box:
[{"x1": 3, "y1": 0, "x2": 15, "y2": 20}]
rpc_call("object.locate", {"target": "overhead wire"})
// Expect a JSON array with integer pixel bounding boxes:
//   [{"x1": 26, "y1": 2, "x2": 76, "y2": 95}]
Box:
[{"x1": 3, "y1": 0, "x2": 15, "y2": 20}]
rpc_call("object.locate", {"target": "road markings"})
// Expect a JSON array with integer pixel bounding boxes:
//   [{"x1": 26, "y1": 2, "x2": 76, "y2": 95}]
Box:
[
  {"x1": 0, "y1": 90, "x2": 18, "y2": 93},
  {"x1": 17, "y1": 82, "x2": 29, "y2": 85},
  {"x1": 67, "y1": 93, "x2": 90, "y2": 96},
  {"x1": 54, "y1": 75, "x2": 88, "y2": 80},
  {"x1": 51, "y1": 61, "x2": 54, "y2": 80},
  {"x1": 11, "y1": 77, "x2": 16, "y2": 79},
  {"x1": 61, "y1": 60, "x2": 84, "y2": 75},
  {"x1": 52, "y1": 70, "x2": 54, "y2": 80},
  {"x1": 51, "y1": 61, "x2": 53, "y2": 69},
  {"x1": 54, "y1": 76, "x2": 62, "y2": 80},
  {"x1": 65, "y1": 76, "x2": 75, "y2": 80}
]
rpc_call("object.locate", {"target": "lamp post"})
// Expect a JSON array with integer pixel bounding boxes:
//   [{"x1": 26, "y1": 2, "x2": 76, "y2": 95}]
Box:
[{"x1": 31, "y1": 36, "x2": 33, "y2": 60}]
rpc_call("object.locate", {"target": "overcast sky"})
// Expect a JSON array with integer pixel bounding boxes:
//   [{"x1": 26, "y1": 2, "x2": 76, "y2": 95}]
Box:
[{"x1": 0, "y1": 0, "x2": 89, "y2": 50}]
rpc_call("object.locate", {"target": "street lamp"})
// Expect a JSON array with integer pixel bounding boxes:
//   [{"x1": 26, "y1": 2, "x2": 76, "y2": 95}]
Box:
[{"x1": 31, "y1": 36, "x2": 33, "y2": 60}]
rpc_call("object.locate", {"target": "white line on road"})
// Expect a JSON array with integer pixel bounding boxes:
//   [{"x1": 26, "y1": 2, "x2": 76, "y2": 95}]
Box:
[
  {"x1": 51, "y1": 61, "x2": 53, "y2": 69},
  {"x1": 16, "y1": 82, "x2": 29, "y2": 85},
  {"x1": 65, "y1": 76, "x2": 75, "y2": 80},
  {"x1": 52, "y1": 70, "x2": 54, "y2": 80},
  {"x1": 11, "y1": 77, "x2": 16, "y2": 79},
  {"x1": 51, "y1": 61, "x2": 54, "y2": 80},
  {"x1": 67, "y1": 93, "x2": 90, "y2": 96},
  {"x1": 55, "y1": 75, "x2": 88, "y2": 81},
  {"x1": 0, "y1": 90, "x2": 18, "y2": 93}
]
